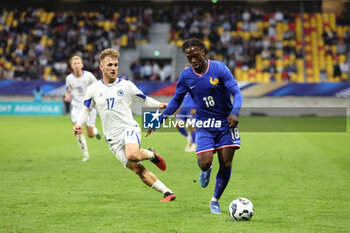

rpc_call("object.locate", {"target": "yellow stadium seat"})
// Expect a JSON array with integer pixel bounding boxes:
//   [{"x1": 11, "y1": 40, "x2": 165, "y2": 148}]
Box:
[
  {"x1": 120, "y1": 35, "x2": 128, "y2": 47},
  {"x1": 78, "y1": 20, "x2": 84, "y2": 28},
  {"x1": 275, "y1": 72, "x2": 282, "y2": 82},
  {"x1": 176, "y1": 39, "x2": 184, "y2": 48},
  {"x1": 263, "y1": 72, "x2": 270, "y2": 82},
  {"x1": 85, "y1": 44, "x2": 94, "y2": 51},
  {"x1": 217, "y1": 26, "x2": 223, "y2": 35},
  {"x1": 5, "y1": 62, "x2": 12, "y2": 70},
  {"x1": 242, "y1": 71, "x2": 248, "y2": 81},
  {"x1": 256, "y1": 72, "x2": 262, "y2": 82},
  {"x1": 331, "y1": 45, "x2": 337, "y2": 55},
  {"x1": 341, "y1": 73, "x2": 348, "y2": 81},
  {"x1": 339, "y1": 55, "x2": 346, "y2": 64},
  {"x1": 235, "y1": 68, "x2": 242, "y2": 81},
  {"x1": 114, "y1": 12, "x2": 120, "y2": 19},
  {"x1": 248, "y1": 69, "x2": 256, "y2": 82},
  {"x1": 275, "y1": 50, "x2": 283, "y2": 58},
  {"x1": 290, "y1": 73, "x2": 298, "y2": 82},
  {"x1": 203, "y1": 39, "x2": 210, "y2": 50}
]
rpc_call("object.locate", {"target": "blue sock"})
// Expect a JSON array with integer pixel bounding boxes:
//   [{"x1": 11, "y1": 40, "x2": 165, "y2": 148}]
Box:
[
  {"x1": 178, "y1": 127, "x2": 188, "y2": 137},
  {"x1": 213, "y1": 167, "x2": 232, "y2": 200},
  {"x1": 191, "y1": 131, "x2": 196, "y2": 143}
]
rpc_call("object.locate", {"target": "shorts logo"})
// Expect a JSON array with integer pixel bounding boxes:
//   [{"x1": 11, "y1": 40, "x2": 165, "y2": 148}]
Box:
[
  {"x1": 143, "y1": 109, "x2": 162, "y2": 129},
  {"x1": 117, "y1": 90, "x2": 124, "y2": 96}
]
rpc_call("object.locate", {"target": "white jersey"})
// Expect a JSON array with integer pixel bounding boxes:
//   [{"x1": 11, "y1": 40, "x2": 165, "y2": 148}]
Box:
[
  {"x1": 83, "y1": 78, "x2": 159, "y2": 140},
  {"x1": 66, "y1": 70, "x2": 97, "y2": 107}
]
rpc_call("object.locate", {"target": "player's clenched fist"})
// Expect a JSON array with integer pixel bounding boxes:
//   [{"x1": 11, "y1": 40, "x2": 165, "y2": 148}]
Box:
[
  {"x1": 159, "y1": 103, "x2": 168, "y2": 109},
  {"x1": 73, "y1": 125, "x2": 83, "y2": 136}
]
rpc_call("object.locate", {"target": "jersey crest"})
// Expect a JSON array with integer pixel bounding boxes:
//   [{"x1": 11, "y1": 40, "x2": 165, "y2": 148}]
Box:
[
  {"x1": 117, "y1": 90, "x2": 124, "y2": 96},
  {"x1": 210, "y1": 77, "x2": 219, "y2": 87}
]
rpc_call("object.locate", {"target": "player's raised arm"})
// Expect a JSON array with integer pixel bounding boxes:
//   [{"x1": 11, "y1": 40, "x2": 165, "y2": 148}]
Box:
[
  {"x1": 159, "y1": 74, "x2": 188, "y2": 122},
  {"x1": 146, "y1": 73, "x2": 188, "y2": 138},
  {"x1": 130, "y1": 82, "x2": 167, "y2": 109}
]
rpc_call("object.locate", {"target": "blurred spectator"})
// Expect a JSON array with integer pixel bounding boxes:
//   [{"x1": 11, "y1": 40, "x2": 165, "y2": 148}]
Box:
[
  {"x1": 337, "y1": 40, "x2": 347, "y2": 54},
  {"x1": 130, "y1": 60, "x2": 141, "y2": 80},
  {"x1": 33, "y1": 85, "x2": 43, "y2": 102},
  {"x1": 274, "y1": 9, "x2": 284, "y2": 22},
  {"x1": 320, "y1": 69, "x2": 328, "y2": 82},
  {"x1": 151, "y1": 61, "x2": 160, "y2": 81},
  {"x1": 0, "y1": 5, "x2": 151, "y2": 81},
  {"x1": 142, "y1": 61, "x2": 153, "y2": 80},
  {"x1": 163, "y1": 62, "x2": 172, "y2": 81}
]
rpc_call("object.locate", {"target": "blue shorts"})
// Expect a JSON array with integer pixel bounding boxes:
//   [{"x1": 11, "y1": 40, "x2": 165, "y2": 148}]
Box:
[{"x1": 196, "y1": 127, "x2": 241, "y2": 155}]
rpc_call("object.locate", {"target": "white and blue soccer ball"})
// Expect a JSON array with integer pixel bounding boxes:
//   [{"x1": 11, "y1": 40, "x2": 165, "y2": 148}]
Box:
[{"x1": 228, "y1": 197, "x2": 254, "y2": 221}]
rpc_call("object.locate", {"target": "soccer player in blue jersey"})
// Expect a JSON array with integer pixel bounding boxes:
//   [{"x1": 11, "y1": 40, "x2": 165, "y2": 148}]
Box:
[{"x1": 146, "y1": 38, "x2": 243, "y2": 214}]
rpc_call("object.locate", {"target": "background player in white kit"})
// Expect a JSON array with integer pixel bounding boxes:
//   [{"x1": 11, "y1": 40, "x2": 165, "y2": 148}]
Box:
[
  {"x1": 65, "y1": 55, "x2": 101, "y2": 162},
  {"x1": 73, "y1": 49, "x2": 175, "y2": 202}
]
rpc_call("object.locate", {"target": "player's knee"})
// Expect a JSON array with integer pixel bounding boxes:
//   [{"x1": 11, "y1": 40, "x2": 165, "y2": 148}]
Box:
[
  {"x1": 198, "y1": 161, "x2": 212, "y2": 171},
  {"x1": 126, "y1": 151, "x2": 140, "y2": 162}
]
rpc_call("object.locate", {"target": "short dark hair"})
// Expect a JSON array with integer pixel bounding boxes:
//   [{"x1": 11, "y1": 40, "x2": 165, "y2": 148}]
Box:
[{"x1": 182, "y1": 38, "x2": 206, "y2": 54}]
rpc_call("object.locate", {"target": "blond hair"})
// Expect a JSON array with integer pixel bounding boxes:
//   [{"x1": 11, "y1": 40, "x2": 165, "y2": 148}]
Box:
[
  {"x1": 99, "y1": 48, "x2": 120, "y2": 62},
  {"x1": 70, "y1": 55, "x2": 83, "y2": 64}
]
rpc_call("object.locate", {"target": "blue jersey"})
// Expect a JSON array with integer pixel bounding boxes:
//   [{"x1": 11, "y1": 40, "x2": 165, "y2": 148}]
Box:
[
  {"x1": 161, "y1": 60, "x2": 243, "y2": 129},
  {"x1": 177, "y1": 93, "x2": 195, "y2": 120},
  {"x1": 181, "y1": 93, "x2": 195, "y2": 109}
]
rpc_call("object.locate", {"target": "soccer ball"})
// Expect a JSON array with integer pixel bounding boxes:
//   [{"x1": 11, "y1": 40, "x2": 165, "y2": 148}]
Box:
[{"x1": 228, "y1": 197, "x2": 254, "y2": 221}]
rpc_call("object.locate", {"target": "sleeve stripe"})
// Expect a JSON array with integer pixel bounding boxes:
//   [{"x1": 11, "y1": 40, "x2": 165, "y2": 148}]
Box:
[
  {"x1": 136, "y1": 94, "x2": 146, "y2": 99},
  {"x1": 83, "y1": 98, "x2": 92, "y2": 108}
]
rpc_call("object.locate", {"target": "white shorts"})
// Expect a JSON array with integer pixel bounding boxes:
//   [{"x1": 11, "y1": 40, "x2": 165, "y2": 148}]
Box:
[
  {"x1": 107, "y1": 127, "x2": 141, "y2": 167},
  {"x1": 71, "y1": 105, "x2": 97, "y2": 127}
]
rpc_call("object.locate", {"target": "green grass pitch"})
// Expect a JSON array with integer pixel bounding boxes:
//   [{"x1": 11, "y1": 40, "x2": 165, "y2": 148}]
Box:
[{"x1": 0, "y1": 115, "x2": 349, "y2": 232}]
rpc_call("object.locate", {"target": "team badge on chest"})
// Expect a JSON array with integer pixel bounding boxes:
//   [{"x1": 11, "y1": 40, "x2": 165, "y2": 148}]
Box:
[
  {"x1": 117, "y1": 90, "x2": 124, "y2": 96},
  {"x1": 209, "y1": 77, "x2": 219, "y2": 88}
]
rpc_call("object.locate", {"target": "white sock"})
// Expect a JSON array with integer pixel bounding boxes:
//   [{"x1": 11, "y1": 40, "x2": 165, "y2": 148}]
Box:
[
  {"x1": 211, "y1": 197, "x2": 219, "y2": 202},
  {"x1": 77, "y1": 134, "x2": 89, "y2": 158},
  {"x1": 93, "y1": 127, "x2": 98, "y2": 136},
  {"x1": 151, "y1": 179, "x2": 172, "y2": 194},
  {"x1": 186, "y1": 134, "x2": 192, "y2": 144},
  {"x1": 146, "y1": 149, "x2": 155, "y2": 160}
]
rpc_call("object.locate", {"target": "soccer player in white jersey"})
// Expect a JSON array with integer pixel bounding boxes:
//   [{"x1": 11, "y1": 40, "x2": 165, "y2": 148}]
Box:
[
  {"x1": 73, "y1": 49, "x2": 176, "y2": 202},
  {"x1": 65, "y1": 55, "x2": 101, "y2": 162}
]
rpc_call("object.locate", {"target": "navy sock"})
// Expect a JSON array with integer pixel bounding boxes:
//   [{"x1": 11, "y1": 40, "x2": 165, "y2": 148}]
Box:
[
  {"x1": 191, "y1": 131, "x2": 196, "y2": 143},
  {"x1": 178, "y1": 127, "x2": 188, "y2": 137},
  {"x1": 213, "y1": 167, "x2": 232, "y2": 200}
]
